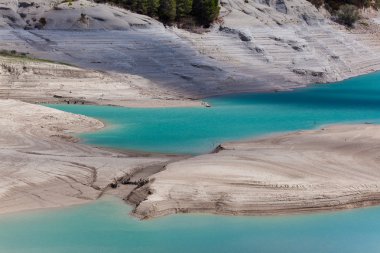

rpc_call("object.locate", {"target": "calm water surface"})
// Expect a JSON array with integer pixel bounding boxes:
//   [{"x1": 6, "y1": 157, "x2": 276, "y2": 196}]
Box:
[
  {"x1": 2, "y1": 72, "x2": 380, "y2": 252},
  {"x1": 50, "y1": 71, "x2": 380, "y2": 154},
  {"x1": 0, "y1": 198, "x2": 380, "y2": 253}
]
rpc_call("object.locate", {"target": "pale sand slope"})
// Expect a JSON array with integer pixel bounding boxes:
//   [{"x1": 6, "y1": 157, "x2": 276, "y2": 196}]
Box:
[
  {"x1": 0, "y1": 99, "x2": 172, "y2": 215},
  {"x1": 0, "y1": 56, "x2": 202, "y2": 107},
  {"x1": 133, "y1": 124, "x2": 380, "y2": 219},
  {"x1": 2, "y1": 1, "x2": 380, "y2": 98}
]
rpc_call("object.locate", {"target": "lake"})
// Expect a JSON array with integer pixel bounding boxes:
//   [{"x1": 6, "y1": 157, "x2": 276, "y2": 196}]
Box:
[
  {"x1": 0, "y1": 198, "x2": 379, "y2": 253},
  {"x1": 50, "y1": 71, "x2": 380, "y2": 154},
  {"x1": 2, "y1": 72, "x2": 380, "y2": 252}
]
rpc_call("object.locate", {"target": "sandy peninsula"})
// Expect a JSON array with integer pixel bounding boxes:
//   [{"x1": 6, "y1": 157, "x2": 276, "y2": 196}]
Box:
[
  {"x1": 0, "y1": 99, "x2": 180, "y2": 215},
  {"x1": 3, "y1": 99, "x2": 380, "y2": 219},
  {"x1": 133, "y1": 124, "x2": 380, "y2": 219}
]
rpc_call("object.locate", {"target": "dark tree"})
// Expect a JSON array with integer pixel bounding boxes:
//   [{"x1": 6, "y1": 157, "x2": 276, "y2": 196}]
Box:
[
  {"x1": 176, "y1": 0, "x2": 193, "y2": 19},
  {"x1": 192, "y1": 0, "x2": 220, "y2": 26},
  {"x1": 336, "y1": 4, "x2": 359, "y2": 27},
  {"x1": 147, "y1": 0, "x2": 160, "y2": 16},
  {"x1": 159, "y1": 0, "x2": 177, "y2": 23},
  {"x1": 95, "y1": 0, "x2": 220, "y2": 26}
]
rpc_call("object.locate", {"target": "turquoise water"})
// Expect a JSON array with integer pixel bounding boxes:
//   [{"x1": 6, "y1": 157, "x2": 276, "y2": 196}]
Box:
[
  {"x1": 2, "y1": 72, "x2": 380, "y2": 252},
  {"x1": 50, "y1": 71, "x2": 380, "y2": 154},
  {"x1": 0, "y1": 198, "x2": 380, "y2": 253}
]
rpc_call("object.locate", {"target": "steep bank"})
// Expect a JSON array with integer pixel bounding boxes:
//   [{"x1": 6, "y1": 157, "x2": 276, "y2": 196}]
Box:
[
  {"x1": 0, "y1": 99, "x2": 175, "y2": 215},
  {"x1": 1, "y1": 0, "x2": 380, "y2": 99},
  {"x1": 133, "y1": 124, "x2": 380, "y2": 219}
]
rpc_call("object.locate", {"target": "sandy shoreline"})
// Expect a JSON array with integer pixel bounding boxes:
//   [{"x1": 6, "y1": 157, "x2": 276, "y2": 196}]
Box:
[
  {"x1": 2, "y1": 92, "x2": 380, "y2": 219},
  {"x1": 0, "y1": 99, "x2": 186, "y2": 215},
  {"x1": 2, "y1": 51, "x2": 380, "y2": 220},
  {"x1": 2, "y1": 64, "x2": 380, "y2": 218},
  {"x1": 132, "y1": 124, "x2": 380, "y2": 219}
]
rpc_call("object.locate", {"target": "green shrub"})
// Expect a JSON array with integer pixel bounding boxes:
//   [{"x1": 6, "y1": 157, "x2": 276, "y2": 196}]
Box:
[
  {"x1": 176, "y1": 0, "x2": 193, "y2": 20},
  {"x1": 96, "y1": 0, "x2": 219, "y2": 26},
  {"x1": 336, "y1": 4, "x2": 359, "y2": 27},
  {"x1": 159, "y1": 0, "x2": 176, "y2": 23},
  {"x1": 374, "y1": 0, "x2": 380, "y2": 9},
  {"x1": 307, "y1": 0, "x2": 372, "y2": 11},
  {"x1": 308, "y1": 0, "x2": 324, "y2": 8},
  {"x1": 192, "y1": 0, "x2": 220, "y2": 26},
  {"x1": 147, "y1": 0, "x2": 160, "y2": 16}
]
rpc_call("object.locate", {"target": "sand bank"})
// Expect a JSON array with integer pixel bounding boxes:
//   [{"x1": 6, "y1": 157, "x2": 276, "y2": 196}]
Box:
[
  {"x1": 133, "y1": 124, "x2": 380, "y2": 219},
  {"x1": 0, "y1": 99, "x2": 177, "y2": 215}
]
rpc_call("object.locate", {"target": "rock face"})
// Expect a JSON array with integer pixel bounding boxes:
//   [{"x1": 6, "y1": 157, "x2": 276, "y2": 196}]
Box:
[
  {"x1": 174, "y1": 0, "x2": 380, "y2": 94},
  {"x1": 1, "y1": 0, "x2": 380, "y2": 100},
  {"x1": 134, "y1": 124, "x2": 380, "y2": 219}
]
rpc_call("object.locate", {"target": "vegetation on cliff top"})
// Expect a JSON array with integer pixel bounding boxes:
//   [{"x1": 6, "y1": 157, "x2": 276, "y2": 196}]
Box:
[
  {"x1": 95, "y1": 0, "x2": 220, "y2": 27},
  {"x1": 307, "y1": 0, "x2": 380, "y2": 27},
  {"x1": 307, "y1": 0, "x2": 380, "y2": 10}
]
